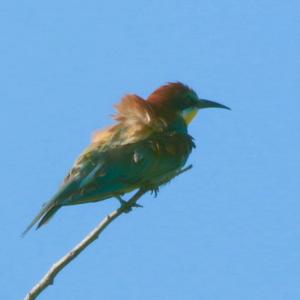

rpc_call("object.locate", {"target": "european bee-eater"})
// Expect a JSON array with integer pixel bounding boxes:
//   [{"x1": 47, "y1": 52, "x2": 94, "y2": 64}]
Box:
[{"x1": 23, "y1": 82, "x2": 229, "y2": 235}]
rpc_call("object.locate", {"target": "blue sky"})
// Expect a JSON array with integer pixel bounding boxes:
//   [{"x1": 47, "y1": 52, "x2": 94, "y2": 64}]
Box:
[{"x1": 1, "y1": 1, "x2": 299, "y2": 299}]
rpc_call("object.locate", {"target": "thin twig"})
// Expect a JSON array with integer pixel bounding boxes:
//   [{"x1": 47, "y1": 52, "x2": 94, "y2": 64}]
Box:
[
  {"x1": 24, "y1": 165, "x2": 192, "y2": 300},
  {"x1": 24, "y1": 188, "x2": 147, "y2": 300}
]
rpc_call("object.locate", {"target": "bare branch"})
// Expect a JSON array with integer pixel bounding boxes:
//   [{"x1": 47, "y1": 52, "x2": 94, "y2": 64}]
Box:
[
  {"x1": 24, "y1": 188, "x2": 147, "y2": 300},
  {"x1": 24, "y1": 165, "x2": 192, "y2": 300}
]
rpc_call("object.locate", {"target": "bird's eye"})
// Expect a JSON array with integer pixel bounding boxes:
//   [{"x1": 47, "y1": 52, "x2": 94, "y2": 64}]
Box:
[{"x1": 184, "y1": 96, "x2": 196, "y2": 109}]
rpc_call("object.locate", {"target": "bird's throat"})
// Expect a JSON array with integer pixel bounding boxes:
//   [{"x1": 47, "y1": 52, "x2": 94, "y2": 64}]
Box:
[{"x1": 181, "y1": 107, "x2": 199, "y2": 125}]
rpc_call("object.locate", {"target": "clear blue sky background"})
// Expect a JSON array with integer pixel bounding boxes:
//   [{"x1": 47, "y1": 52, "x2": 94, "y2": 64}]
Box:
[{"x1": 0, "y1": 1, "x2": 299, "y2": 299}]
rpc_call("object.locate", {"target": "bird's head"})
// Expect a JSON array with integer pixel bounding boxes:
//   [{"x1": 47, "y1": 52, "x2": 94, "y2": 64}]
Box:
[{"x1": 147, "y1": 82, "x2": 230, "y2": 125}]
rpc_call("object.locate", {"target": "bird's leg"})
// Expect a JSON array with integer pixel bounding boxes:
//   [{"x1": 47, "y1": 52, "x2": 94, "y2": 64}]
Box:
[
  {"x1": 115, "y1": 166, "x2": 192, "y2": 211},
  {"x1": 150, "y1": 187, "x2": 159, "y2": 198},
  {"x1": 115, "y1": 196, "x2": 143, "y2": 213},
  {"x1": 149, "y1": 165, "x2": 193, "y2": 198}
]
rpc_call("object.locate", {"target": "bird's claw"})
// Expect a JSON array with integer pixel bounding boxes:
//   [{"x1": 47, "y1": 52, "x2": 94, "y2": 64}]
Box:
[
  {"x1": 116, "y1": 196, "x2": 143, "y2": 213},
  {"x1": 150, "y1": 187, "x2": 159, "y2": 198}
]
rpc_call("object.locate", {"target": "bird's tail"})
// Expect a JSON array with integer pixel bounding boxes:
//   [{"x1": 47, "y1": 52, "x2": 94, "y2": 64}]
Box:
[{"x1": 21, "y1": 202, "x2": 61, "y2": 237}]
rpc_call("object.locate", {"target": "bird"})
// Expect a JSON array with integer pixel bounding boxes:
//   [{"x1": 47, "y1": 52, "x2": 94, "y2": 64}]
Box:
[{"x1": 23, "y1": 82, "x2": 230, "y2": 235}]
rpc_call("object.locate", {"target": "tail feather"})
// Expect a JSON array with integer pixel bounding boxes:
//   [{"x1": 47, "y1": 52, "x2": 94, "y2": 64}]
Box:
[
  {"x1": 21, "y1": 179, "x2": 78, "y2": 237},
  {"x1": 36, "y1": 205, "x2": 60, "y2": 229},
  {"x1": 21, "y1": 202, "x2": 60, "y2": 237}
]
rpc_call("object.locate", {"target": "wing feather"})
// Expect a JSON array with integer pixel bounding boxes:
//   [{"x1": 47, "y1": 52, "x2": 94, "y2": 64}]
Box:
[{"x1": 63, "y1": 132, "x2": 195, "y2": 205}]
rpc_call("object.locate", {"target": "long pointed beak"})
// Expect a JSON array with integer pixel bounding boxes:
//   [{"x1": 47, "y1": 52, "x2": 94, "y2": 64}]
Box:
[{"x1": 196, "y1": 99, "x2": 231, "y2": 110}]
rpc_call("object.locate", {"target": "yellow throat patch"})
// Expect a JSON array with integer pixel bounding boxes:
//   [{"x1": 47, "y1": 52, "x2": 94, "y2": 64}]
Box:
[{"x1": 182, "y1": 107, "x2": 199, "y2": 125}]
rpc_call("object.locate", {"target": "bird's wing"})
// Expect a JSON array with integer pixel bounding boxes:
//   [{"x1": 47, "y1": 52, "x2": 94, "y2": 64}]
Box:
[
  {"x1": 63, "y1": 132, "x2": 195, "y2": 205},
  {"x1": 22, "y1": 132, "x2": 194, "y2": 235}
]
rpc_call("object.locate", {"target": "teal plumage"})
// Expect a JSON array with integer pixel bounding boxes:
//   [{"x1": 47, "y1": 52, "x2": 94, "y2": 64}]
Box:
[{"x1": 23, "y1": 82, "x2": 229, "y2": 235}]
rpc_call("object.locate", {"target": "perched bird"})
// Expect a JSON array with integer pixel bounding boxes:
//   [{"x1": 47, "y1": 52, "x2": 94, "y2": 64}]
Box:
[{"x1": 23, "y1": 82, "x2": 229, "y2": 235}]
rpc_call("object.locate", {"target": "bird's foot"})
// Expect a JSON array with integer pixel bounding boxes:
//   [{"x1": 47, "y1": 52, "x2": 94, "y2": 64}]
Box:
[
  {"x1": 116, "y1": 196, "x2": 143, "y2": 213},
  {"x1": 150, "y1": 187, "x2": 159, "y2": 198}
]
